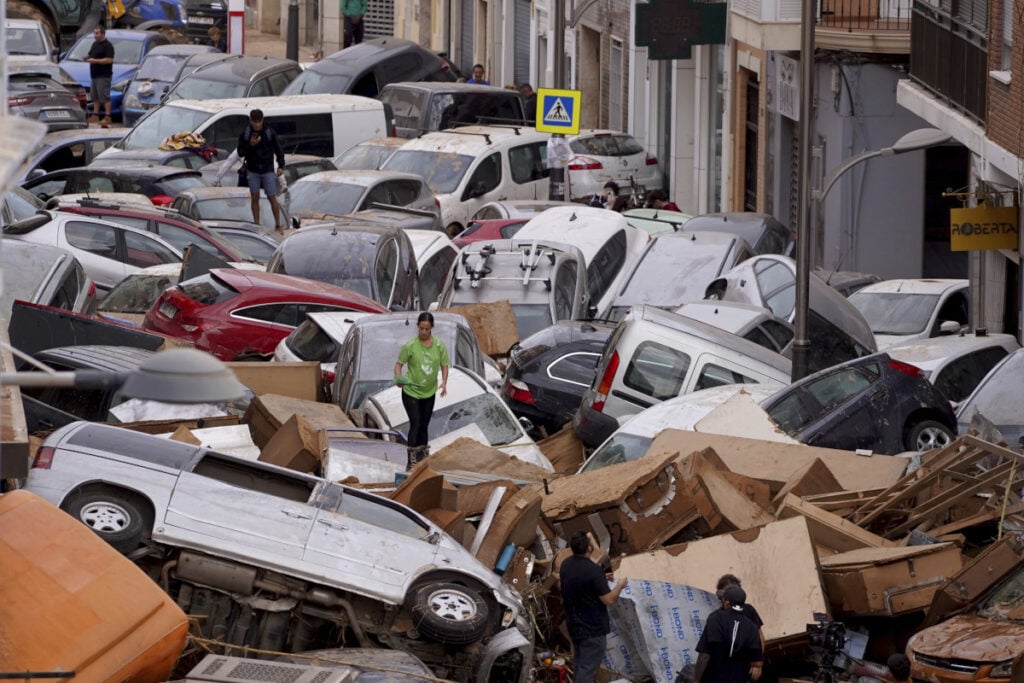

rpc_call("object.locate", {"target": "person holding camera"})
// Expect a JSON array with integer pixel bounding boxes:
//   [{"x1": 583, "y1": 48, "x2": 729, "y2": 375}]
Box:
[
  {"x1": 237, "y1": 109, "x2": 286, "y2": 229},
  {"x1": 694, "y1": 585, "x2": 763, "y2": 683}
]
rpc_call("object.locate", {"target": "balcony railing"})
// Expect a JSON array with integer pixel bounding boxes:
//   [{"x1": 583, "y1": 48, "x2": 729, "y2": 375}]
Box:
[
  {"x1": 818, "y1": 0, "x2": 911, "y2": 30},
  {"x1": 908, "y1": 1, "x2": 987, "y2": 121}
]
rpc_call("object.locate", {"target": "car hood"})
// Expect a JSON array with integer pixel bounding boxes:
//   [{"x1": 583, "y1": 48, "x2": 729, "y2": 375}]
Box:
[
  {"x1": 910, "y1": 614, "x2": 1024, "y2": 662},
  {"x1": 874, "y1": 333, "x2": 919, "y2": 351},
  {"x1": 60, "y1": 61, "x2": 137, "y2": 85}
]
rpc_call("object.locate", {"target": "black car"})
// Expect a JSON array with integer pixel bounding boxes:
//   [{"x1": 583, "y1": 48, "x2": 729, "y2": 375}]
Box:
[
  {"x1": 164, "y1": 54, "x2": 302, "y2": 102},
  {"x1": 86, "y1": 147, "x2": 222, "y2": 171},
  {"x1": 8, "y1": 71, "x2": 89, "y2": 132},
  {"x1": 21, "y1": 164, "x2": 207, "y2": 206},
  {"x1": 502, "y1": 320, "x2": 615, "y2": 435},
  {"x1": 282, "y1": 37, "x2": 456, "y2": 99},
  {"x1": 379, "y1": 82, "x2": 527, "y2": 138},
  {"x1": 266, "y1": 222, "x2": 418, "y2": 312},
  {"x1": 761, "y1": 352, "x2": 957, "y2": 454},
  {"x1": 20, "y1": 129, "x2": 128, "y2": 182}
]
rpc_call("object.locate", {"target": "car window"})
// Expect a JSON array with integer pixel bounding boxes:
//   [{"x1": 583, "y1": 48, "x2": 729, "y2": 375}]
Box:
[
  {"x1": 268, "y1": 114, "x2": 336, "y2": 156},
  {"x1": 933, "y1": 346, "x2": 1010, "y2": 404},
  {"x1": 51, "y1": 261, "x2": 85, "y2": 311},
  {"x1": 587, "y1": 230, "x2": 627, "y2": 305},
  {"x1": 316, "y1": 484, "x2": 428, "y2": 539},
  {"x1": 351, "y1": 71, "x2": 379, "y2": 98},
  {"x1": 694, "y1": 363, "x2": 758, "y2": 390},
  {"x1": 384, "y1": 150, "x2": 475, "y2": 194},
  {"x1": 569, "y1": 135, "x2": 617, "y2": 156},
  {"x1": 165, "y1": 157, "x2": 189, "y2": 169},
  {"x1": 155, "y1": 174, "x2": 207, "y2": 197},
  {"x1": 65, "y1": 221, "x2": 117, "y2": 258},
  {"x1": 623, "y1": 341, "x2": 690, "y2": 400},
  {"x1": 26, "y1": 177, "x2": 68, "y2": 200},
  {"x1": 266, "y1": 71, "x2": 293, "y2": 94},
  {"x1": 249, "y1": 77, "x2": 273, "y2": 98},
  {"x1": 67, "y1": 173, "x2": 116, "y2": 194},
  {"x1": 192, "y1": 453, "x2": 315, "y2": 503},
  {"x1": 757, "y1": 227, "x2": 788, "y2": 255},
  {"x1": 743, "y1": 326, "x2": 775, "y2": 352},
  {"x1": 122, "y1": 229, "x2": 179, "y2": 268},
  {"x1": 202, "y1": 114, "x2": 249, "y2": 152},
  {"x1": 375, "y1": 238, "x2": 399, "y2": 306},
  {"x1": 549, "y1": 352, "x2": 600, "y2": 387},
  {"x1": 235, "y1": 303, "x2": 292, "y2": 324},
  {"x1": 158, "y1": 222, "x2": 231, "y2": 259},
  {"x1": 934, "y1": 290, "x2": 969, "y2": 333},
  {"x1": 286, "y1": 320, "x2": 338, "y2": 361},
  {"x1": 500, "y1": 221, "x2": 525, "y2": 239},
  {"x1": 387, "y1": 179, "x2": 425, "y2": 206},
  {"x1": 803, "y1": 366, "x2": 874, "y2": 414},
  {"x1": 472, "y1": 207, "x2": 501, "y2": 221},
  {"x1": 466, "y1": 152, "x2": 501, "y2": 197},
  {"x1": 455, "y1": 328, "x2": 476, "y2": 369},
  {"x1": 93, "y1": 213, "x2": 150, "y2": 233},
  {"x1": 381, "y1": 88, "x2": 425, "y2": 130},
  {"x1": 767, "y1": 391, "x2": 816, "y2": 433},
  {"x1": 614, "y1": 135, "x2": 645, "y2": 156},
  {"x1": 554, "y1": 259, "x2": 578, "y2": 320},
  {"x1": 509, "y1": 141, "x2": 549, "y2": 184},
  {"x1": 420, "y1": 248, "x2": 456, "y2": 307},
  {"x1": 762, "y1": 319, "x2": 795, "y2": 350},
  {"x1": 755, "y1": 259, "x2": 796, "y2": 319}
]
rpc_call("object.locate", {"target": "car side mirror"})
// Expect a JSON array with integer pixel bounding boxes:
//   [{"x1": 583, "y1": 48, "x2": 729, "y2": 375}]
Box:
[
  {"x1": 291, "y1": 216, "x2": 300, "y2": 230},
  {"x1": 518, "y1": 416, "x2": 535, "y2": 434},
  {"x1": 938, "y1": 320, "x2": 962, "y2": 335}
]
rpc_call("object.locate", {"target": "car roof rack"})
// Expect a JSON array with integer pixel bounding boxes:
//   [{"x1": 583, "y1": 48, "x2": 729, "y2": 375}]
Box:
[{"x1": 454, "y1": 240, "x2": 554, "y2": 290}]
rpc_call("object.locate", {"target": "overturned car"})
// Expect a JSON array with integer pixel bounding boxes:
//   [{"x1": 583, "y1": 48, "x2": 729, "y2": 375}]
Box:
[{"x1": 25, "y1": 422, "x2": 533, "y2": 682}]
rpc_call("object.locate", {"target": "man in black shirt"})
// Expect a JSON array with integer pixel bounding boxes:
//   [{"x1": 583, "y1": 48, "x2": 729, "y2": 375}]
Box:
[
  {"x1": 236, "y1": 108, "x2": 286, "y2": 229},
  {"x1": 695, "y1": 585, "x2": 763, "y2": 683},
  {"x1": 84, "y1": 26, "x2": 115, "y2": 127},
  {"x1": 559, "y1": 531, "x2": 627, "y2": 683},
  {"x1": 716, "y1": 574, "x2": 766, "y2": 662}
]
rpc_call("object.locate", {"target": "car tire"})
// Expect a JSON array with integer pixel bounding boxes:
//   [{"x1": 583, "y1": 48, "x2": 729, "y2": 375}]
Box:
[
  {"x1": 410, "y1": 582, "x2": 490, "y2": 645},
  {"x1": 905, "y1": 419, "x2": 954, "y2": 452},
  {"x1": 445, "y1": 223, "x2": 463, "y2": 239},
  {"x1": 62, "y1": 487, "x2": 152, "y2": 553}
]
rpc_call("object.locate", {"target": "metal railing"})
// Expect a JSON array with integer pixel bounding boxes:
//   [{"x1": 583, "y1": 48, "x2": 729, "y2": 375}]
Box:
[
  {"x1": 908, "y1": 1, "x2": 987, "y2": 121},
  {"x1": 817, "y1": 0, "x2": 912, "y2": 30}
]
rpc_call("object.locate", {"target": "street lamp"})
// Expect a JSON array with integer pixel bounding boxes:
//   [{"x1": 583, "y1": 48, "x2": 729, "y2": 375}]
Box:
[{"x1": 791, "y1": 127, "x2": 953, "y2": 382}]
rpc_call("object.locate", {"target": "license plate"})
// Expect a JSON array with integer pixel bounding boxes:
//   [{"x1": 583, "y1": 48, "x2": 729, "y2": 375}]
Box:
[
  {"x1": 190, "y1": 16, "x2": 215, "y2": 23},
  {"x1": 159, "y1": 301, "x2": 178, "y2": 318},
  {"x1": 43, "y1": 110, "x2": 72, "y2": 119}
]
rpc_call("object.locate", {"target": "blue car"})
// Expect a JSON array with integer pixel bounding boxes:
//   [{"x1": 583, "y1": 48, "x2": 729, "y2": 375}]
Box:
[
  {"x1": 59, "y1": 29, "x2": 171, "y2": 119},
  {"x1": 122, "y1": 44, "x2": 220, "y2": 126}
]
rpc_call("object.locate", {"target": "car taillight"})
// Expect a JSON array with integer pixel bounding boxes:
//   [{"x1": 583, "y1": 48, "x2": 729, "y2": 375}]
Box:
[
  {"x1": 646, "y1": 154, "x2": 658, "y2": 165},
  {"x1": 592, "y1": 350, "x2": 619, "y2": 413},
  {"x1": 323, "y1": 370, "x2": 336, "y2": 384},
  {"x1": 503, "y1": 378, "x2": 535, "y2": 405},
  {"x1": 150, "y1": 194, "x2": 173, "y2": 207},
  {"x1": 8, "y1": 95, "x2": 36, "y2": 106},
  {"x1": 87, "y1": 280, "x2": 97, "y2": 299},
  {"x1": 33, "y1": 446, "x2": 55, "y2": 469},
  {"x1": 889, "y1": 359, "x2": 923, "y2": 377},
  {"x1": 568, "y1": 157, "x2": 603, "y2": 171}
]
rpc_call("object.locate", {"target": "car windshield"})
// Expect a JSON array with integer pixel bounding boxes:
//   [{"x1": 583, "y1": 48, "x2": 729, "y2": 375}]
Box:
[
  {"x1": 191, "y1": 196, "x2": 278, "y2": 229},
  {"x1": 334, "y1": 145, "x2": 396, "y2": 171},
  {"x1": 615, "y1": 239, "x2": 728, "y2": 306},
  {"x1": 156, "y1": 175, "x2": 207, "y2": 196},
  {"x1": 100, "y1": 273, "x2": 177, "y2": 313},
  {"x1": 511, "y1": 303, "x2": 553, "y2": 340},
  {"x1": 66, "y1": 36, "x2": 145, "y2": 65},
  {"x1": 4, "y1": 187, "x2": 44, "y2": 222},
  {"x1": 283, "y1": 69, "x2": 351, "y2": 95},
  {"x1": 579, "y1": 432, "x2": 654, "y2": 472},
  {"x1": 274, "y1": 236, "x2": 376, "y2": 298},
  {"x1": 167, "y1": 76, "x2": 247, "y2": 102},
  {"x1": 383, "y1": 150, "x2": 473, "y2": 194},
  {"x1": 212, "y1": 230, "x2": 276, "y2": 261},
  {"x1": 977, "y1": 565, "x2": 1024, "y2": 621},
  {"x1": 286, "y1": 320, "x2": 339, "y2": 361},
  {"x1": 958, "y1": 351, "x2": 1024, "y2": 429},
  {"x1": 136, "y1": 54, "x2": 184, "y2": 81},
  {"x1": 395, "y1": 393, "x2": 522, "y2": 446},
  {"x1": 849, "y1": 291, "x2": 939, "y2": 335},
  {"x1": 288, "y1": 181, "x2": 366, "y2": 217},
  {"x1": 120, "y1": 104, "x2": 212, "y2": 149},
  {"x1": 6, "y1": 27, "x2": 45, "y2": 54}
]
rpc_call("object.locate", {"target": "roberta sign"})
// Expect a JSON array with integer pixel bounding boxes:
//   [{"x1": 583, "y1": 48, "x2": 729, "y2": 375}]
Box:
[{"x1": 950, "y1": 206, "x2": 1019, "y2": 251}]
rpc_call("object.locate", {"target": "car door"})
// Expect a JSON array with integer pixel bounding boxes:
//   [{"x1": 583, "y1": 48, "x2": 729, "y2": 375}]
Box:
[
  {"x1": 119, "y1": 227, "x2": 181, "y2": 270},
  {"x1": 162, "y1": 451, "x2": 318, "y2": 561},
  {"x1": 22, "y1": 170, "x2": 70, "y2": 200},
  {"x1": 373, "y1": 238, "x2": 399, "y2": 308},
  {"x1": 303, "y1": 483, "x2": 440, "y2": 597},
  {"x1": 612, "y1": 338, "x2": 693, "y2": 413},
  {"x1": 459, "y1": 151, "x2": 503, "y2": 219},
  {"x1": 508, "y1": 140, "x2": 550, "y2": 200},
  {"x1": 792, "y1": 363, "x2": 883, "y2": 450},
  {"x1": 61, "y1": 219, "x2": 128, "y2": 291}
]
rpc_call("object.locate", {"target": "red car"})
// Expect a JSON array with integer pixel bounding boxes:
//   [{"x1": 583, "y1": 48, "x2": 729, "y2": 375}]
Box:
[
  {"x1": 144, "y1": 268, "x2": 386, "y2": 360},
  {"x1": 452, "y1": 218, "x2": 529, "y2": 248}
]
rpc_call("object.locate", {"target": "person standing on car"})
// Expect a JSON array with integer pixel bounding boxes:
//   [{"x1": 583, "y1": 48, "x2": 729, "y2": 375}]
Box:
[
  {"x1": 394, "y1": 312, "x2": 449, "y2": 469},
  {"x1": 694, "y1": 585, "x2": 763, "y2": 683},
  {"x1": 342, "y1": 0, "x2": 367, "y2": 48},
  {"x1": 84, "y1": 26, "x2": 115, "y2": 128},
  {"x1": 560, "y1": 530, "x2": 627, "y2": 683},
  {"x1": 237, "y1": 108, "x2": 286, "y2": 229}
]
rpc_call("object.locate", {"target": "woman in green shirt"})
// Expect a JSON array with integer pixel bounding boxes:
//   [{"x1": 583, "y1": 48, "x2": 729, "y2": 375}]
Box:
[{"x1": 394, "y1": 312, "x2": 450, "y2": 468}]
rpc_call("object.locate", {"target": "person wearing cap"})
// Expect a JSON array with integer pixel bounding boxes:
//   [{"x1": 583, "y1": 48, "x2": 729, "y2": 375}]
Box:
[
  {"x1": 694, "y1": 584, "x2": 763, "y2": 683},
  {"x1": 559, "y1": 530, "x2": 627, "y2": 683},
  {"x1": 717, "y1": 574, "x2": 766, "y2": 655}
]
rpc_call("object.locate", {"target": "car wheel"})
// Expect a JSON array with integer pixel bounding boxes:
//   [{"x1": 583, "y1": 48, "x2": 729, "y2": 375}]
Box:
[
  {"x1": 905, "y1": 420, "x2": 954, "y2": 452},
  {"x1": 410, "y1": 582, "x2": 490, "y2": 645},
  {"x1": 445, "y1": 223, "x2": 463, "y2": 239},
  {"x1": 62, "y1": 487, "x2": 151, "y2": 553}
]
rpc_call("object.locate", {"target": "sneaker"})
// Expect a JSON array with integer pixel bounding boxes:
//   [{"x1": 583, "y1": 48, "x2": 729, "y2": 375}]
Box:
[{"x1": 100, "y1": 117, "x2": 112, "y2": 128}]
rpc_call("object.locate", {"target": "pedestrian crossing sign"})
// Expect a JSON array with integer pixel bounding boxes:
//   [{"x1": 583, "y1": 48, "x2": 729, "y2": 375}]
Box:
[{"x1": 536, "y1": 88, "x2": 582, "y2": 134}]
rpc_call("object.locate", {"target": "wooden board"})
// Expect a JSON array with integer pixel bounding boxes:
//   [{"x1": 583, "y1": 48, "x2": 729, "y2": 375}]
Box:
[
  {"x1": 688, "y1": 470, "x2": 774, "y2": 532},
  {"x1": 616, "y1": 516, "x2": 827, "y2": 642},
  {"x1": 536, "y1": 425, "x2": 587, "y2": 475},
  {"x1": 770, "y1": 458, "x2": 843, "y2": 511},
  {"x1": 429, "y1": 438, "x2": 554, "y2": 482},
  {"x1": 776, "y1": 494, "x2": 893, "y2": 555},
  {"x1": 437, "y1": 300, "x2": 519, "y2": 357}
]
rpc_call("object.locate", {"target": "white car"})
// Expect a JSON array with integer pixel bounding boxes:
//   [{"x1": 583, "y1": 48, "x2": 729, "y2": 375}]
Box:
[
  {"x1": 622, "y1": 207, "x2": 693, "y2": 236},
  {"x1": 382, "y1": 125, "x2": 551, "y2": 236},
  {"x1": 332, "y1": 137, "x2": 407, "y2": 170},
  {"x1": 4, "y1": 209, "x2": 182, "y2": 293},
  {"x1": 405, "y1": 229, "x2": 458, "y2": 308},
  {"x1": 565, "y1": 130, "x2": 663, "y2": 201},
  {"x1": 470, "y1": 199, "x2": 575, "y2": 222},
  {"x1": 577, "y1": 383, "x2": 785, "y2": 473},
  {"x1": 675, "y1": 300, "x2": 794, "y2": 354},
  {"x1": 360, "y1": 367, "x2": 554, "y2": 471},
  {"x1": 5, "y1": 18, "x2": 57, "y2": 63},
  {"x1": 849, "y1": 279, "x2": 970, "y2": 349},
  {"x1": 513, "y1": 205, "x2": 649, "y2": 319},
  {"x1": 272, "y1": 310, "x2": 375, "y2": 373},
  {"x1": 288, "y1": 170, "x2": 440, "y2": 224},
  {"x1": 885, "y1": 332, "x2": 1020, "y2": 406}
]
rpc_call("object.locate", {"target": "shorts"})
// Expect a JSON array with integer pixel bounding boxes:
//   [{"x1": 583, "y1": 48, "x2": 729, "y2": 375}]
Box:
[
  {"x1": 248, "y1": 170, "x2": 278, "y2": 196},
  {"x1": 90, "y1": 77, "x2": 112, "y2": 105}
]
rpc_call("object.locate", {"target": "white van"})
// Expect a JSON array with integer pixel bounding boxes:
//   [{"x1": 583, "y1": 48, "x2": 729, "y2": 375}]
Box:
[
  {"x1": 572, "y1": 304, "x2": 792, "y2": 447},
  {"x1": 98, "y1": 95, "x2": 390, "y2": 161},
  {"x1": 381, "y1": 125, "x2": 551, "y2": 236}
]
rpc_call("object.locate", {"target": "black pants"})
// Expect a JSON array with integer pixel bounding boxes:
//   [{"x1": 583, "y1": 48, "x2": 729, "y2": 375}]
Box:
[
  {"x1": 401, "y1": 392, "x2": 435, "y2": 449},
  {"x1": 571, "y1": 634, "x2": 606, "y2": 683},
  {"x1": 343, "y1": 15, "x2": 364, "y2": 47}
]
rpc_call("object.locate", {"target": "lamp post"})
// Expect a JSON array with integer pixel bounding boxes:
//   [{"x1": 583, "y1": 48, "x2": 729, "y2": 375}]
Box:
[{"x1": 790, "y1": 127, "x2": 952, "y2": 382}]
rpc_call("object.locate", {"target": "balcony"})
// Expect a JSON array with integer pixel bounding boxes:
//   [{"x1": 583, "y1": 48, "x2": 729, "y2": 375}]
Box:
[
  {"x1": 908, "y1": 1, "x2": 987, "y2": 121},
  {"x1": 816, "y1": 0, "x2": 911, "y2": 52}
]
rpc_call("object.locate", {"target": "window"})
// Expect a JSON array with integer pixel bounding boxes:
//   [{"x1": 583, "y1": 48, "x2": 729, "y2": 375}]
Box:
[
  {"x1": 934, "y1": 291, "x2": 970, "y2": 334},
  {"x1": 623, "y1": 341, "x2": 690, "y2": 399},
  {"x1": 420, "y1": 248, "x2": 457, "y2": 307},
  {"x1": 96, "y1": 213, "x2": 149, "y2": 233},
  {"x1": 509, "y1": 141, "x2": 549, "y2": 184},
  {"x1": 385, "y1": 179, "x2": 424, "y2": 206},
  {"x1": 614, "y1": 135, "x2": 645, "y2": 156},
  {"x1": 754, "y1": 259, "x2": 795, "y2": 319},
  {"x1": 1002, "y1": 0, "x2": 1014, "y2": 70},
  {"x1": 266, "y1": 71, "x2": 293, "y2": 94},
  {"x1": 123, "y1": 230, "x2": 179, "y2": 268},
  {"x1": 587, "y1": 231, "x2": 627, "y2": 304},
  {"x1": 66, "y1": 221, "x2": 117, "y2": 258},
  {"x1": 695, "y1": 363, "x2": 757, "y2": 390},
  {"x1": 933, "y1": 346, "x2": 1010, "y2": 403},
  {"x1": 235, "y1": 303, "x2": 290, "y2": 324},
  {"x1": 549, "y1": 352, "x2": 600, "y2": 387},
  {"x1": 248, "y1": 77, "x2": 273, "y2": 98},
  {"x1": 192, "y1": 454, "x2": 315, "y2": 502},
  {"x1": 267, "y1": 113, "x2": 337, "y2": 157},
  {"x1": 553, "y1": 260, "x2": 578, "y2": 320},
  {"x1": 203, "y1": 115, "x2": 249, "y2": 152},
  {"x1": 316, "y1": 484, "x2": 428, "y2": 539},
  {"x1": 374, "y1": 239, "x2": 399, "y2": 306},
  {"x1": 67, "y1": 173, "x2": 116, "y2": 194},
  {"x1": 767, "y1": 392, "x2": 815, "y2": 433},
  {"x1": 804, "y1": 367, "x2": 874, "y2": 413},
  {"x1": 465, "y1": 152, "x2": 502, "y2": 197},
  {"x1": 286, "y1": 320, "x2": 339, "y2": 361},
  {"x1": 762, "y1": 319, "x2": 794, "y2": 350}
]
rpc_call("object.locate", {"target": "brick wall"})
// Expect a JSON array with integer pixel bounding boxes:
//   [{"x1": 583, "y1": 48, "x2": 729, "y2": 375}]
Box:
[{"x1": 986, "y1": 0, "x2": 1024, "y2": 157}]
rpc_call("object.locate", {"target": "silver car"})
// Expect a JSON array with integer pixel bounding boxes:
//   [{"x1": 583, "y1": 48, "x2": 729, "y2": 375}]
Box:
[
  {"x1": 25, "y1": 421, "x2": 533, "y2": 683},
  {"x1": 288, "y1": 170, "x2": 441, "y2": 224}
]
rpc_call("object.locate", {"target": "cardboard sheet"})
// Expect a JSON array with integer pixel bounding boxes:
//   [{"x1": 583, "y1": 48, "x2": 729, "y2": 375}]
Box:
[
  {"x1": 693, "y1": 392, "x2": 799, "y2": 443},
  {"x1": 616, "y1": 516, "x2": 827, "y2": 642}
]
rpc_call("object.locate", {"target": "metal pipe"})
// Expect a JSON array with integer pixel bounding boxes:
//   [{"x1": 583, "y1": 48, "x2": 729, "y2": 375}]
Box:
[{"x1": 792, "y1": 0, "x2": 816, "y2": 382}]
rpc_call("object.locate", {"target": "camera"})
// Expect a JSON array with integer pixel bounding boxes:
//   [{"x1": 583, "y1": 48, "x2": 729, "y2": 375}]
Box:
[{"x1": 806, "y1": 613, "x2": 846, "y2": 653}]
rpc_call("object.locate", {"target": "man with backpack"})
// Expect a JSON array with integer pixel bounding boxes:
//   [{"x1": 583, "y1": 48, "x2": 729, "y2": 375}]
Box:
[{"x1": 237, "y1": 109, "x2": 286, "y2": 229}]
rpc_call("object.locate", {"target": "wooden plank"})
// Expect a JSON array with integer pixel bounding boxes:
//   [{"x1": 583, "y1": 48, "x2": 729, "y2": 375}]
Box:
[
  {"x1": 770, "y1": 457, "x2": 843, "y2": 511},
  {"x1": 776, "y1": 494, "x2": 892, "y2": 553},
  {"x1": 926, "y1": 502, "x2": 1024, "y2": 537},
  {"x1": 688, "y1": 470, "x2": 774, "y2": 532}
]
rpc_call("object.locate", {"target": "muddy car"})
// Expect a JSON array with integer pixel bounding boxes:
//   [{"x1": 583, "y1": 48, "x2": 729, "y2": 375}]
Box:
[
  {"x1": 908, "y1": 534, "x2": 1024, "y2": 683},
  {"x1": 25, "y1": 421, "x2": 533, "y2": 682}
]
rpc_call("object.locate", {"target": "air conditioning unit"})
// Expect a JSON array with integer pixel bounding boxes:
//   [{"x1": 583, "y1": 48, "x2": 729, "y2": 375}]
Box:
[{"x1": 184, "y1": 655, "x2": 359, "y2": 683}]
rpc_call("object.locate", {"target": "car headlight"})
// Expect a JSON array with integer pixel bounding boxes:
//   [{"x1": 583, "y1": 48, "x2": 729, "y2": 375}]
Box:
[
  {"x1": 990, "y1": 661, "x2": 1014, "y2": 678},
  {"x1": 125, "y1": 92, "x2": 141, "y2": 108}
]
